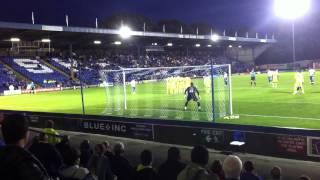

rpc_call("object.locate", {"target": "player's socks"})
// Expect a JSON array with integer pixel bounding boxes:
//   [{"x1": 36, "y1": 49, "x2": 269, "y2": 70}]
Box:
[
  {"x1": 198, "y1": 106, "x2": 201, "y2": 110},
  {"x1": 184, "y1": 106, "x2": 187, "y2": 110}
]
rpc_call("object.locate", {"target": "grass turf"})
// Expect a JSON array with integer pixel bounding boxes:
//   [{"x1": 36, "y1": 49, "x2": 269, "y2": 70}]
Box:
[{"x1": 1, "y1": 72, "x2": 320, "y2": 129}]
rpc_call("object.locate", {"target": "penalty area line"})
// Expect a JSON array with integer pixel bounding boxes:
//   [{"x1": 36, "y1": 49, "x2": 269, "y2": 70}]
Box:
[{"x1": 240, "y1": 114, "x2": 320, "y2": 121}]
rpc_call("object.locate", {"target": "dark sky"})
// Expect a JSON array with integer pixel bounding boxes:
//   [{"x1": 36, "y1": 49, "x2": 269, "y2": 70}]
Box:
[{"x1": 0, "y1": 0, "x2": 318, "y2": 33}]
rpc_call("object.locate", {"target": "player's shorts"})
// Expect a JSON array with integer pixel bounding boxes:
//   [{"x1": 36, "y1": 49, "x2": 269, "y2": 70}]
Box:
[
  {"x1": 251, "y1": 77, "x2": 256, "y2": 81},
  {"x1": 187, "y1": 95, "x2": 198, "y2": 102},
  {"x1": 268, "y1": 77, "x2": 272, "y2": 82},
  {"x1": 310, "y1": 76, "x2": 315, "y2": 82},
  {"x1": 31, "y1": 87, "x2": 35, "y2": 90}
]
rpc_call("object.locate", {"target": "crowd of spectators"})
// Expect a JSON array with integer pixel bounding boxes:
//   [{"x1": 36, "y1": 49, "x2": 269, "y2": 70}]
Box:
[{"x1": 0, "y1": 114, "x2": 313, "y2": 180}]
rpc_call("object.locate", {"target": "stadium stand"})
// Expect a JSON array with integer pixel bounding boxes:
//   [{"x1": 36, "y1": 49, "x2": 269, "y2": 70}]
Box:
[
  {"x1": 2, "y1": 57, "x2": 69, "y2": 88},
  {"x1": 0, "y1": 63, "x2": 22, "y2": 92}
]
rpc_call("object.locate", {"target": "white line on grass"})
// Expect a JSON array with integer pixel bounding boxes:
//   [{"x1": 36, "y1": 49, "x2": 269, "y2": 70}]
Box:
[{"x1": 240, "y1": 114, "x2": 320, "y2": 121}]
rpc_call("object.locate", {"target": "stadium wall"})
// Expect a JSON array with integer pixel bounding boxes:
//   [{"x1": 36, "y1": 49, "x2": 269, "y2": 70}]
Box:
[{"x1": 1, "y1": 110, "x2": 320, "y2": 162}]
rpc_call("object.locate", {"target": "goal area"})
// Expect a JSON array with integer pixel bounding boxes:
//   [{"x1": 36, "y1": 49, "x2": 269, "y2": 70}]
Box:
[{"x1": 99, "y1": 64, "x2": 232, "y2": 122}]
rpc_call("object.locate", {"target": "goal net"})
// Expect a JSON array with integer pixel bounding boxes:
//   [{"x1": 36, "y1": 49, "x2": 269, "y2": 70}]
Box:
[{"x1": 99, "y1": 65, "x2": 232, "y2": 122}]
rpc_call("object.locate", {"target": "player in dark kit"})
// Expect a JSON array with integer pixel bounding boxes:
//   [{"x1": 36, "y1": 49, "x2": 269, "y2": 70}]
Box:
[{"x1": 184, "y1": 82, "x2": 201, "y2": 110}]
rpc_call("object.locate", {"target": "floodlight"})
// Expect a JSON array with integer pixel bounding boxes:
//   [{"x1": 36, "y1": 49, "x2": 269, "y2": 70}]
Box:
[
  {"x1": 118, "y1": 25, "x2": 132, "y2": 39},
  {"x1": 41, "y1": 39, "x2": 51, "y2": 43},
  {"x1": 274, "y1": 0, "x2": 311, "y2": 20},
  {"x1": 93, "y1": 40, "x2": 101, "y2": 45},
  {"x1": 10, "y1": 38, "x2": 20, "y2": 42},
  {"x1": 207, "y1": 44, "x2": 212, "y2": 47},
  {"x1": 228, "y1": 45, "x2": 233, "y2": 48},
  {"x1": 167, "y1": 43, "x2": 173, "y2": 47},
  {"x1": 211, "y1": 34, "x2": 219, "y2": 42},
  {"x1": 152, "y1": 43, "x2": 158, "y2": 46},
  {"x1": 238, "y1": 45, "x2": 242, "y2": 48},
  {"x1": 114, "y1": 41, "x2": 122, "y2": 45},
  {"x1": 195, "y1": 44, "x2": 201, "y2": 47}
]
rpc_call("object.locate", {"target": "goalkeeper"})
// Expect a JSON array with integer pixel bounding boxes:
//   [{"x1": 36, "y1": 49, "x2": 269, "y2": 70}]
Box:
[{"x1": 184, "y1": 82, "x2": 201, "y2": 110}]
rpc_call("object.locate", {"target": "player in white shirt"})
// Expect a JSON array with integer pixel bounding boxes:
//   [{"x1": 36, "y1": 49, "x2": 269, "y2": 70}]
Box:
[
  {"x1": 223, "y1": 72, "x2": 228, "y2": 86},
  {"x1": 309, "y1": 68, "x2": 315, "y2": 85},
  {"x1": 130, "y1": 79, "x2": 137, "y2": 94},
  {"x1": 267, "y1": 69, "x2": 273, "y2": 84},
  {"x1": 293, "y1": 71, "x2": 304, "y2": 95}
]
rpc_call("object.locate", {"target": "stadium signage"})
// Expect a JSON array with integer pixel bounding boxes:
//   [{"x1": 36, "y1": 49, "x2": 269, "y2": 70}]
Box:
[
  {"x1": 83, "y1": 120, "x2": 126, "y2": 132},
  {"x1": 81, "y1": 119, "x2": 153, "y2": 140},
  {"x1": 276, "y1": 135, "x2": 307, "y2": 155}
]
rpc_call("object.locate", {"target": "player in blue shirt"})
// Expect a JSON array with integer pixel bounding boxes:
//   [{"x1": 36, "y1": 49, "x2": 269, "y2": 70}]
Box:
[
  {"x1": 250, "y1": 70, "x2": 256, "y2": 87},
  {"x1": 184, "y1": 82, "x2": 201, "y2": 110}
]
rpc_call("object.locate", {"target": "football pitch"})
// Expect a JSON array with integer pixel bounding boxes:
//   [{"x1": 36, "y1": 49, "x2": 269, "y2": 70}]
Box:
[{"x1": 1, "y1": 72, "x2": 320, "y2": 129}]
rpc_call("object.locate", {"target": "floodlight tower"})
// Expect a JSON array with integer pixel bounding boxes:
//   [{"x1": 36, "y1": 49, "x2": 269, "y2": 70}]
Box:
[{"x1": 274, "y1": 0, "x2": 311, "y2": 69}]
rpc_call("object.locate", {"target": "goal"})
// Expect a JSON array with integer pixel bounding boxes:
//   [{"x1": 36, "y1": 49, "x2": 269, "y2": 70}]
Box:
[{"x1": 99, "y1": 64, "x2": 232, "y2": 122}]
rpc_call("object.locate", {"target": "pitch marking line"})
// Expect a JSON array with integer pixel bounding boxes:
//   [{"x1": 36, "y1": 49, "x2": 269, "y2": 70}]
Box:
[{"x1": 240, "y1": 114, "x2": 320, "y2": 121}]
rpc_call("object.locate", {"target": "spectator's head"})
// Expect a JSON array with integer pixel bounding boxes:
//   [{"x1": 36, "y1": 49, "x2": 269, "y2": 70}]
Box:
[
  {"x1": 140, "y1": 150, "x2": 152, "y2": 166},
  {"x1": 61, "y1": 135, "x2": 70, "y2": 145},
  {"x1": 103, "y1": 140, "x2": 111, "y2": 151},
  {"x1": 223, "y1": 155, "x2": 242, "y2": 179},
  {"x1": 299, "y1": 175, "x2": 311, "y2": 180},
  {"x1": 270, "y1": 166, "x2": 282, "y2": 180},
  {"x1": 113, "y1": 142, "x2": 125, "y2": 155},
  {"x1": 64, "y1": 147, "x2": 81, "y2": 166},
  {"x1": 80, "y1": 139, "x2": 91, "y2": 151},
  {"x1": 211, "y1": 160, "x2": 223, "y2": 174},
  {"x1": 1, "y1": 114, "x2": 29, "y2": 147},
  {"x1": 46, "y1": 120, "x2": 55, "y2": 129},
  {"x1": 243, "y1": 161, "x2": 254, "y2": 172},
  {"x1": 191, "y1": 145, "x2": 209, "y2": 166},
  {"x1": 94, "y1": 143, "x2": 105, "y2": 156},
  {"x1": 167, "y1": 147, "x2": 181, "y2": 162},
  {"x1": 39, "y1": 133, "x2": 48, "y2": 143}
]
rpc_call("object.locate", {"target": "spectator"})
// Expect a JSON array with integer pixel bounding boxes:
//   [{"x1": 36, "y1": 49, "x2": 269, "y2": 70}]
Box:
[
  {"x1": 56, "y1": 135, "x2": 72, "y2": 165},
  {"x1": 43, "y1": 120, "x2": 60, "y2": 144},
  {"x1": 210, "y1": 160, "x2": 225, "y2": 180},
  {"x1": 80, "y1": 139, "x2": 93, "y2": 167},
  {"x1": 157, "y1": 147, "x2": 186, "y2": 180},
  {"x1": 135, "y1": 149, "x2": 157, "y2": 180},
  {"x1": 240, "y1": 161, "x2": 261, "y2": 180},
  {"x1": 103, "y1": 140, "x2": 113, "y2": 158},
  {"x1": 87, "y1": 144, "x2": 114, "y2": 180},
  {"x1": 109, "y1": 142, "x2": 135, "y2": 180},
  {"x1": 29, "y1": 133, "x2": 63, "y2": 178},
  {"x1": 268, "y1": 166, "x2": 281, "y2": 180},
  {"x1": 0, "y1": 114, "x2": 50, "y2": 180},
  {"x1": 299, "y1": 175, "x2": 311, "y2": 180},
  {"x1": 59, "y1": 147, "x2": 95, "y2": 180},
  {"x1": 178, "y1": 145, "x2": 218, "y2": 180},
  {"x1": 223, "y1": 155, "x2": 242, "y2": 180}
]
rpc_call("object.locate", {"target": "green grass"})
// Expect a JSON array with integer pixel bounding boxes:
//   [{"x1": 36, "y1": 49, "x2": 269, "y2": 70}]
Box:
[{"x1": 1, "y1": 72, "x2": 320, "y2": 129}]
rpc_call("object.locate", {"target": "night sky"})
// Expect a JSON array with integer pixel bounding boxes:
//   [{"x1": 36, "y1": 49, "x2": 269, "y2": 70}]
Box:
[{"x1": 0, "y1": 0, "x2": 317, "y2": 32}]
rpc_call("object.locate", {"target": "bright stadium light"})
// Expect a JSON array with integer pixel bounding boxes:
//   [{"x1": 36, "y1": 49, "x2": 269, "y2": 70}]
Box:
[
  {"x1": 167, "y1": 43, "x2": 173, "y2": 47},
  {"x1": 274, "y1": 0, "x2": 312, "y2": 69},
  {"x1": 41, "y1": 38, "x2": 51, "y2": 43},
  {"x1": 274, "y1": 0, "x2": 311, "y2": 20},
  {"x1": 93, "y1": 40, "x2": 101, "y2": 45},
  {"x1": 228, "y1": 45, "x2": 233, "y2": 48},
  {"x1": 195, "y1": 43, "x2": 201, "y2": 47},
  {"x1": 211, "y1": 34, "x2": 220, "y2": 42},
  {"x1": 207, "y1": 44, "x2": 212, "y2": 47},
  {"x1": 114, "y1": 41, "x2": 122, "y2": 45},
  {"x1": 118, "y1": 25, "x2": 132, "y2": 39},
  {"x1": 10, "y1": 37, "x2": 20, "y2": 42},
  {"x1": 152, "y1": 42, "x2": 158, "y2": 46},
  {"x1": 238, "y1": 45, "x2": 242, "y2": 48}
]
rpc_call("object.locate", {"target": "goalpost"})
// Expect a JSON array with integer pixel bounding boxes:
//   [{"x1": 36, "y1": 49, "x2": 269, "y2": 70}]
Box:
[{"x1": 99, "y1": 64, "x2": 232, "y2": 122}]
